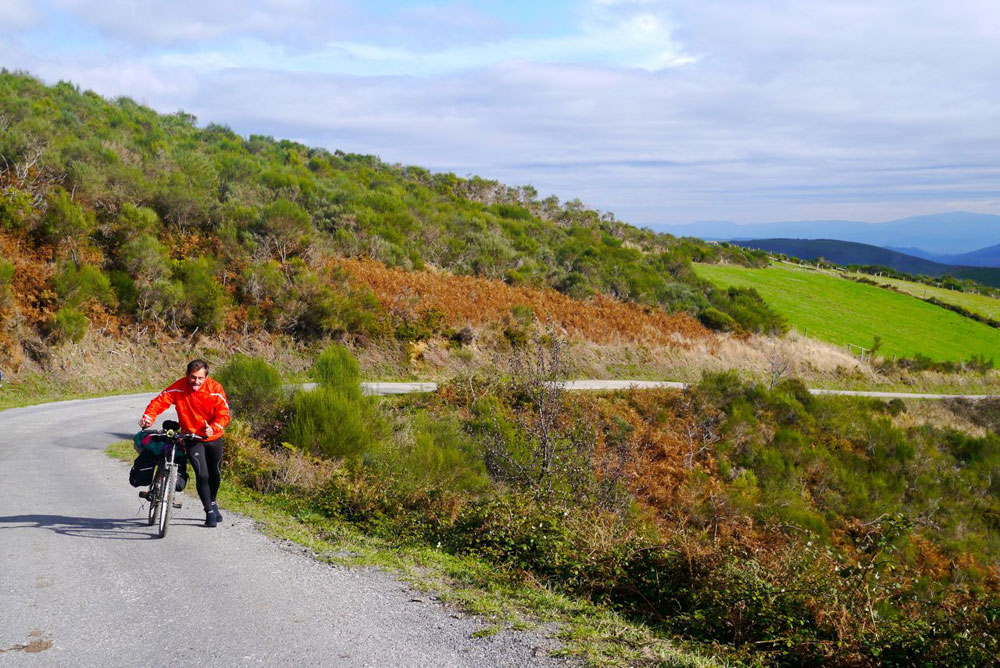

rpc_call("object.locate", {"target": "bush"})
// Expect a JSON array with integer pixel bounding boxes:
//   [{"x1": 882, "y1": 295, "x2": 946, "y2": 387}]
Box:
[
  {"x1": 52, "y1": 262, "x2": 116, "y2": 309},
  {"x1": 283, "y1": 345, "x2": 382, "y2": 459},
  {"x1": 697, "y1": 307, "x2": 738, "y2": 332},
  {"x1": 374, "y1": 412, "x2": 488, "y2": 494},
  {"x1": 0, "y1": 187, "x2": 32, "y2": 231},
  {"x1": 259, "y1": 198, "x2": 313, "y2": 260},
  {"x1": 214, "y1": 355, "x2": 284, "y2": 431},
  {"x1": 709, "y1": 286, "x2": 787, "y2": 335},
  {"x1": 38, "y1": 187, "x2": 94, "y2": 244},
  {"x1": 109, "y1": 270, "x2": 138, "y2": 313},
  {"x1": 282, "y1": 386, "x2": 378, "y2": 460},
  {"x1": 311, "y1": 343, "x2": 361, "y2": 399},
  {"x1": 173, "y1": 258, "x2": 227, "y2": 333},
  {"x1": 50, "y1": 306, "x2": 88, "y2": 342}
]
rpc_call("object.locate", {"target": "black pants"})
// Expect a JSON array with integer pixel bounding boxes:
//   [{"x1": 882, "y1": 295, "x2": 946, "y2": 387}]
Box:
[{"x1": 187, "y1": 438, "x2": 223, "y2": 513}]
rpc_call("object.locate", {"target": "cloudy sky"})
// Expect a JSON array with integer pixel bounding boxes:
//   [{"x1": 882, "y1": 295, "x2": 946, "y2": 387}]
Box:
[{"x1": 2, "y1": 0, "x2": 999, "y2": 229}]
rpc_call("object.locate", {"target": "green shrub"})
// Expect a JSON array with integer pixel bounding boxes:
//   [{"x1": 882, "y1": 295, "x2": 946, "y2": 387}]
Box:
[
  {"x1": 311, "y1": 343, "x2": 361, "y2": 399},
  {"x1": 50, "y1": 306, "x2": 88, "y2": 342},
  {"x1": 709, "y1": 286, "x2": 787, "y2": 334},
  {"x1": 174, "y1": 257, "x2": 227, "y2": 332},
  {"x1": 109, "y1": 270, "x2": 138, "y2": 313},
  {"x1": 38, "y1": 187, "x2": 94, "y2": 244},
  {"x1": 286, "y1": 265, "x2": 386, "y2": 339},
  {"x1": 0, "y1": 187, "x2": 32, "y2": 231},
  {"x1": 282, "y1": 386, "x2": 378, "y2": 459},
  {"x1": 52, "y1": 262, "x2": 116, "y2": 308},
  {"x1": 697, "y1": 307, "x2": 738, "y2": 332},
  {"x1": 283, "y1": 345, "x2": 382, "y2": 459},
  {"x1": 375, "y1": 412, "x2": 488, "y2": 494},
  {"x1": 259, "y1": 198, "x2": 313, "y2": 260},
  {"x1": 115, "y1": 204, "x2": 160, "y2": 239},
  {"x1": 214, "y1": 355, "x2": 284, "y2": 430}
]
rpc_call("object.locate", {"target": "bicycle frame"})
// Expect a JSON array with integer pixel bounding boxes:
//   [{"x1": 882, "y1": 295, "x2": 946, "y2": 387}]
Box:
[{"x1": 143, "y1": 430, "x2": 199, "y2": 538}]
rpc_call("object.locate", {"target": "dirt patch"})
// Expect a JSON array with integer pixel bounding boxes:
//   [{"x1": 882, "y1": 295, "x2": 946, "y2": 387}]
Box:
[{"x1": 0, "y1": 629, "x2": 53, "y2": 654}]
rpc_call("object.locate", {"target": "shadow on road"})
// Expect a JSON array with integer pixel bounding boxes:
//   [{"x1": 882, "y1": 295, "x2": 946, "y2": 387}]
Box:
[{"x1": 0, "y1": 514, "x2": 168, "y2": 540}]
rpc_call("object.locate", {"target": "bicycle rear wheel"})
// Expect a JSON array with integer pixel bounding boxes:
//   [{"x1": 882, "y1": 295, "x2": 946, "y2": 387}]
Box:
[{"x1": 157, "y1": 466, "x2": 177, "y2": 538}]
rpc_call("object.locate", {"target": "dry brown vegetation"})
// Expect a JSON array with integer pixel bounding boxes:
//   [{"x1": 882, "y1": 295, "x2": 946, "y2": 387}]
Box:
[{"x1": 336, "y1": 258, "x2": 711, "y2": 346}]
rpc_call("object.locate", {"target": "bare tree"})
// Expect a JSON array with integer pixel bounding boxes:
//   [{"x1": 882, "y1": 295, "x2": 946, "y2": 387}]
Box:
[
  {"x1": 481, "y1": 334, "x2": 607, "y2": 505},
  {"x1": 764, "y1": 340, "x2": 792, "y2": 389}
]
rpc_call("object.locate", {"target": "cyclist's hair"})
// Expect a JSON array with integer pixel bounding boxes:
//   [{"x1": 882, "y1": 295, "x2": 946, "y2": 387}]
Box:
[{"x1": 186, "y1": 359, "x2": 209, "y2": 375}]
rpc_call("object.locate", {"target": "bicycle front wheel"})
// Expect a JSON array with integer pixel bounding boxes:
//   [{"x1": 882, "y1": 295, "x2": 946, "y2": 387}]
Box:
[
  {"x1": 146, "y1": 483, "x2": 157, "y2": 526},
  {"x1": 158, "y1": 466, "x2": 177, "y2": 538},
  {"x1": 150, "y1": 470, "x2": 166, "y2": 528}
]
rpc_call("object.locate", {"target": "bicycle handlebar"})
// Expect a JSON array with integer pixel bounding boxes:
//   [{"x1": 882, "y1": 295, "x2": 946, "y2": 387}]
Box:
[{"x1": 144, "y1": 428, "x2": 206, "y2": 441}]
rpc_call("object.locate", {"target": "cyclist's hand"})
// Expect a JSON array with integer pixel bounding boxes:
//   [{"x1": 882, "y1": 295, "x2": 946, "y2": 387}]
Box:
[
  {"x1": 204, "y1": 421, "x2": 214, "y2": 438},
  {"x1": 138, "y1": 416, "x2": 152, "y2": 428}
]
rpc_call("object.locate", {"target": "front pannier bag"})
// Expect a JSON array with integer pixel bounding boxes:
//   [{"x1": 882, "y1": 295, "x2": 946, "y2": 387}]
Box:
[{"x1": 129, "y1": 449, "x2": 157, "y2": 487}]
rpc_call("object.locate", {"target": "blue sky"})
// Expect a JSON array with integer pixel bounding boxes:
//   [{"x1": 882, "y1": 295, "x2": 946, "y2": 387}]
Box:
[{"x1": 2, "y1": 0, "x2": 999, "y2": 229}]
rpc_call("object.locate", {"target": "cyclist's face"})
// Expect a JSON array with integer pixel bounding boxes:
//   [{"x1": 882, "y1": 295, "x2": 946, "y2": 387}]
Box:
[{"x1": 187, "y1": 369, "x2": 207, "y2": 391}]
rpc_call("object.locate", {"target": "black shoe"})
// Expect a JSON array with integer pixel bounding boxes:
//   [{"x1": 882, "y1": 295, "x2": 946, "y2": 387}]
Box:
[
  {"x1": 139, "y1": 490, "x2": 150, "y2": 500},
  {"x1": 205, "y1": 511, "x2": 217, "y2": 528},
  {"x1": 212, "y1": 502, "x2": 223, "y2": 523}
]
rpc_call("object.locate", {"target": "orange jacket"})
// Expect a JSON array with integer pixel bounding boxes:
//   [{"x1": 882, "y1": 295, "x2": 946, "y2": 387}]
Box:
[{"x1": 142, "y1": 377, "x2": 231, "y2": 441}]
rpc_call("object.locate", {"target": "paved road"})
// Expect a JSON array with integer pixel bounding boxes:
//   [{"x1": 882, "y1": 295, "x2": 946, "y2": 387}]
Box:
[{"x1": 0, "y1": 394, "x2": 567, "y2": 667}]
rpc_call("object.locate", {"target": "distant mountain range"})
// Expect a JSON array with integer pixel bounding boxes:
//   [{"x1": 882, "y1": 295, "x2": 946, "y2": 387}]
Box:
[
  {"x1": 728, "y1": 238, "x2": 1000, "y2": 287},
  {"x1": 660, "y1": 212, "x2": 1000, "y2": 256},
  {"x1": 885, "y1": 243, "x2": 1000, "y2": 268}
]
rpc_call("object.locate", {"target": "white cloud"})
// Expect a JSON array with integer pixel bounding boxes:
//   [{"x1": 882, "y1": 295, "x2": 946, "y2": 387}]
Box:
[
  {"x1": 0, "y1": 0, "x2": 42, "y2": 29},
  {"x1": 4, "y1": 0, "x2": 1000, "y2": 226}
]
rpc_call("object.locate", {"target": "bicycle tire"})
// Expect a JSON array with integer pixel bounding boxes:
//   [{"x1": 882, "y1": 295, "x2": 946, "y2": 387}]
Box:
[
  {"x1": 158, "y1": 465, "x2": 177, "y2": 538},
  {"x1": 150, "y1": 470, "x2": 165, "y2": 527},
  {"x1": 146, "y1": 482, "x2": 157, "y2": 526}
]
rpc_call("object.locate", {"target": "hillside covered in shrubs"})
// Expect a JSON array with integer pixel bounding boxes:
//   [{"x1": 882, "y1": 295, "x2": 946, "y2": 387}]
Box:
[{"x1": 0, "y1": 69, "x2": 778, "y2": 368}]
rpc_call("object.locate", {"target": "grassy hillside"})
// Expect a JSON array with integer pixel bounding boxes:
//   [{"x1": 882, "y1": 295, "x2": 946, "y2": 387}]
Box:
[
  {"x1": 847, "y1": 271, "x2": 1000, "y2": 321},
  {"x1": 693, "y1": 261, "x2": 1000, "y2": 361}
]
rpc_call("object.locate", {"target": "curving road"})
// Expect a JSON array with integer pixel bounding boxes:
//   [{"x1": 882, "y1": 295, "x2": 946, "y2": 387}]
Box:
[{"x1": 0, "y1": 394, "x2": 568, "y2": 667}]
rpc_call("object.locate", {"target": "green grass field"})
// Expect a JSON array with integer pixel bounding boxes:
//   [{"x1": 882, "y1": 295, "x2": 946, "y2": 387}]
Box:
[
  {"x1": 844, "y1": 271, "x2": 1000, "y2": 321},
  {"x1": 694, "y1": 262, "x2": 1000, "y2": 362}
]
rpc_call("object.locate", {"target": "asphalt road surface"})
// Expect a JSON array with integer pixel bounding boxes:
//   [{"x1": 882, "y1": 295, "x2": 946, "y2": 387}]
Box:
[{"x1": 0, "y1": 393, "x2": 568, "y2": 668}]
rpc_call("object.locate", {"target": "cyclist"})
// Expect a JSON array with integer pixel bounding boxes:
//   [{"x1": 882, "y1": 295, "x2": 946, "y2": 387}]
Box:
[{"x1": 139, "y1": 359, "x2": 231, "y2": 527}]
